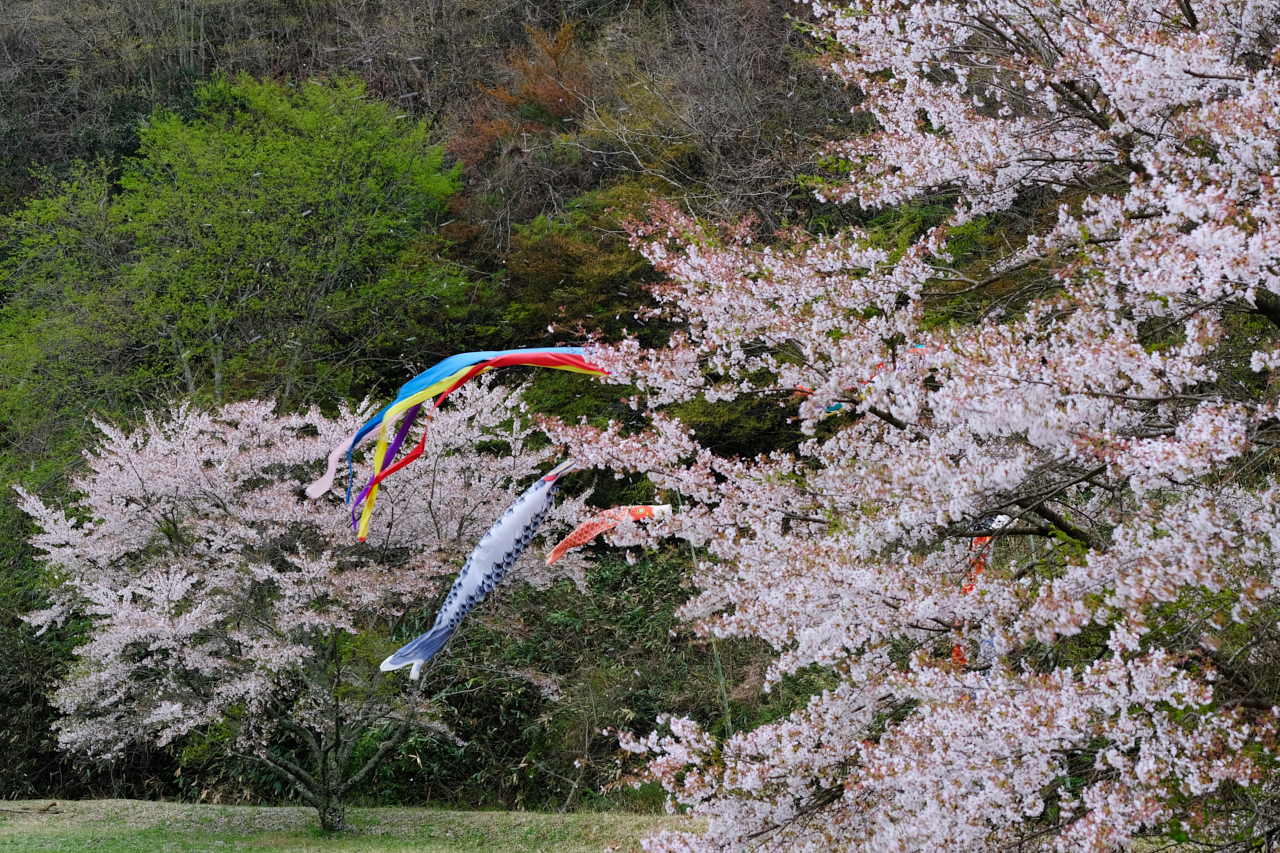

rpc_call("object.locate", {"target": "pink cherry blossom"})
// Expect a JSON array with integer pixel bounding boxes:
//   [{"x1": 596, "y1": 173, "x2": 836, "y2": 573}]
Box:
[
  {"x1": 547, "y1": 1, "x2": 1280, "y2": 849},
  {"x1": 20, "y1": 382, "x2": 588, "y2": 827}
]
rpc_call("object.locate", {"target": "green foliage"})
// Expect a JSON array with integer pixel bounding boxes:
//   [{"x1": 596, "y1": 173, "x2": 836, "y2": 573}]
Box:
[
  {"x1": 0, "y1": 163, "x2": 143, "y2": 482},
  {"x1": 114, "y1": 73, "x2": 461, "y2": 405},
  {"x1": 668, "y1": 392, "x2": 808, "y2": 460},
  {"x1": 341, "y1": 552, "x2": 812, "y2": 813},
  {"x1": 0, "y1": 502, "x2": 81, "y2": 798},
  {"x1": 0, "y1": 55, "x2": 200, "y2": 212},
  {"x1": 0, "y1": 73, "x2": 465, "y2": 463},
  {"x1": 502, "y1": 180, "x2": 663, "y2": 344}
]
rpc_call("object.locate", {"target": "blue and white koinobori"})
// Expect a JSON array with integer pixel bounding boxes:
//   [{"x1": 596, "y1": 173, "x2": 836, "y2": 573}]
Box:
[{"x1": 380, "y1": 459, "x2": 577, "y2": 680}]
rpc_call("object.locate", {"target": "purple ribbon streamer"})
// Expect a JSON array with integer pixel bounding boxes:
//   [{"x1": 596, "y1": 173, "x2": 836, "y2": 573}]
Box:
[{"x1": 350, "y1": 404, "x2": 422, "y2": 532}]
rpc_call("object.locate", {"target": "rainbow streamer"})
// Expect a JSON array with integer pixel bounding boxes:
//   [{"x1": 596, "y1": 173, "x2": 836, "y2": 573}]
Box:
[{"x1": 307, "y1": 348, "x2": 607, "y2": 540}]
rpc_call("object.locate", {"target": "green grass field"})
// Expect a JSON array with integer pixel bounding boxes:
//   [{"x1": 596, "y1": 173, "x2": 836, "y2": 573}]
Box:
[{"x1": 0, "y1": 800, "x2": 690, "y2": 852}]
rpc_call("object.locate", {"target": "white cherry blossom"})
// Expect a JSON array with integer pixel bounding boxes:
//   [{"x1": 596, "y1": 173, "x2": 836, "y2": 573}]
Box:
[{"x1": 549, "y1": 1, "x2": 1280, "y2": 849}]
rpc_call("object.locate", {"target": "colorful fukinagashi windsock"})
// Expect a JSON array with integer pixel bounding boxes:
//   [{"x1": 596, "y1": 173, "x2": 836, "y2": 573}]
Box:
[
  {"x1": 381, "y1": 459, "x2": 577, "y2": 680},
  {"x1": 545, "y1": 505, "x2": 672, "y2": 566},
  {"x1": 305, "y1": 348, "x2": 607, "y2": 541}
]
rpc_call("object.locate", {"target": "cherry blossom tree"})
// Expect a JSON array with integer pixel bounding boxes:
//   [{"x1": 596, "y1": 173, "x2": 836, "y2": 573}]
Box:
[
  {"x1": 546, "y1": 0, "x2": 1280, "y2": 850},
  {"x1": 19, "y1": 382, "x2": 588, "y2": 830}
]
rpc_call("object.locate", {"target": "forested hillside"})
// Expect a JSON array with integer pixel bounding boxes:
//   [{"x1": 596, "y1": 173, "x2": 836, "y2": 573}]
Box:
[
  {"x1": 0, "y1": 0, "x2": 837, "y2": 816},
  {"x1": 5, "y1": 1, "x2": 1280, "y2": 852}
]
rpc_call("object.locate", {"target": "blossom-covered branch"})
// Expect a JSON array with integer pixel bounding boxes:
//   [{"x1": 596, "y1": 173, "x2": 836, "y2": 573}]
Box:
[{"x1": 547, "y1": 0, "x2": 1280, "y2": 849}]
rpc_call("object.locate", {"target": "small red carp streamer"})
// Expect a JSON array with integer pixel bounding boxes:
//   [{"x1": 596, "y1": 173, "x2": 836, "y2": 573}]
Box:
[
  {"x1": 305, "y1": 348, "x2": 607, "y2": 540},
  {"x1": 952, "y1": 516, "x2": 1004, "y2": 666},
  {"x1": 545, "y1": 505, "x2": 672, "y2": 566}
]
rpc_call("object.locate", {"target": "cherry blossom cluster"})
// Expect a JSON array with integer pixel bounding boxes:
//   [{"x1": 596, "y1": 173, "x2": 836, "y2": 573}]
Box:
[
  {"x1": 547, "y1": 1, "x2": 1280, "y2": 849},
  {"x1": 20, "y1": 382, "x2": 588, "y2": 760}
]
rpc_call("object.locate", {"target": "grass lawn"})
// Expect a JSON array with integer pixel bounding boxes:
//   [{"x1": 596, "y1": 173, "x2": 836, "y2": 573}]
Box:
[{"x1": 0, "y1": 800, "x2": 690, "y2": 852}]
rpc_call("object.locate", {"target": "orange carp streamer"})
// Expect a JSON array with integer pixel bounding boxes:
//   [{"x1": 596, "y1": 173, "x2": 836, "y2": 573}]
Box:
[
  {"x1": 952, "y1": 519, "x2": 1003, "y2": 666},
  {"x1": 545, "y1": 505, "x2": 672, "y2": 566}
]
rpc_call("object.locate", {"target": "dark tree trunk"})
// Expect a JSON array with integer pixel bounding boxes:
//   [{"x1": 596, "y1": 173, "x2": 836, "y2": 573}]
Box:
[{"x1": 317, "y1": 792, "x2": 346, "y2": 832}]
